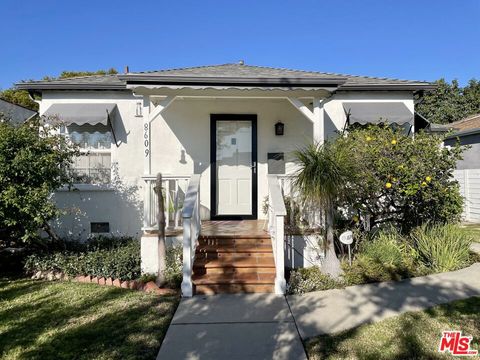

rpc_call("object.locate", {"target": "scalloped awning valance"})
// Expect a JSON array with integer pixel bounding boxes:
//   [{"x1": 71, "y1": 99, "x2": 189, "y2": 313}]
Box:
[
  {"x1": 343, "y1": 102, "x2": 413, "y2": 125},
  {"x1": 43, "y1": 103, "x2": 117, "y2": 126}
]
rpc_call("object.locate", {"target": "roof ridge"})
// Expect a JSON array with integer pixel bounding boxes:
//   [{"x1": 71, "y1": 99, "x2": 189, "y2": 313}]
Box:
[
  {"x1": 453, "y1": 113, "x2": 480, "y2": 124},
  {"x1": 205, "y1": 63, "x2": 429, "y2": 84},
  {"x1": 132, "y1": 63, "x2": 236, "y2": 75}
]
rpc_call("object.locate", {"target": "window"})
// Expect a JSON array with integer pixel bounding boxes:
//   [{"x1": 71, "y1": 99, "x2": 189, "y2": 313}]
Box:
[
  {"x1": 67, "y1": 124, "x2": 112, "y2": 184},
  {"x1": 91, "y1": 222, "x2": 110, "y2": 233}
]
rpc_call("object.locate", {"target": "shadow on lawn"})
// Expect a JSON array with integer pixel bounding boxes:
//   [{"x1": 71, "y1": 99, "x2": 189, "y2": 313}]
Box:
[
  {"x1": 298, "y1": 271, "x2": 480, "y2": 360},
  {"x1": 0, "y1": 279, "x2": 179, "y2": 360}
]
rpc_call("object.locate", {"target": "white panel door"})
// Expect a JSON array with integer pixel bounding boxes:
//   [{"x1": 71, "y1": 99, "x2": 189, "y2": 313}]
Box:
[{"x1": 216, "y1": 120, "x2": 253, "y2": 215}]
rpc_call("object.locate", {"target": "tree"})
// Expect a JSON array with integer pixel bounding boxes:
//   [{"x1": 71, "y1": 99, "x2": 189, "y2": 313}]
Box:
[
  {"x1": 0, "y1": 115, "x2": 79, "y2": 247},
  {"x1": 293, "y1": 142, "x2": 353, "y2": 278},
  {"x1": 335, "y1": 126, "x2": 464, "y2": 233},
  {"x1": 0, "y1": 89, "x2": 38, "y2": 111},
  {"x1": 416, "y1": 78, "x2": 480, "y2": 124}
]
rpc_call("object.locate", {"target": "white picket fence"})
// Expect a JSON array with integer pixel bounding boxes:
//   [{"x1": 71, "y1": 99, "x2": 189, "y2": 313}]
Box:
[{"x1": 453, "y1": 169, "x2": 480, "y2": 222}]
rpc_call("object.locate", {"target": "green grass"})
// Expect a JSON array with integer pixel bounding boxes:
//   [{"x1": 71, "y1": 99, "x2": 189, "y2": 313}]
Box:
[
  {"x1": 306, "y1": 296, "x2": 480, "y2": 360},
  {"x1": 0, "y1": 277, "x2": 179, "y2": 360},
  {"x1": 462, "y1": 223, "x2": 480, "y2": 243}
]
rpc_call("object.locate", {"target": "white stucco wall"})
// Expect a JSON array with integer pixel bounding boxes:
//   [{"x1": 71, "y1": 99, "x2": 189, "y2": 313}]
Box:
[
  {"x1": 40, "y1": 91, "x2": 144, "y2": 239},
  {"x1": 39, "y1": 89, "x2": 414, "y2": 239}
]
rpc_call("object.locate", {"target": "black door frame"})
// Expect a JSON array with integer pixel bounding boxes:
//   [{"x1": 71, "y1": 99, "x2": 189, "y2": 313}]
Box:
[{"x1": 210, "y1": 114, "x2": 258, "y2": 220}]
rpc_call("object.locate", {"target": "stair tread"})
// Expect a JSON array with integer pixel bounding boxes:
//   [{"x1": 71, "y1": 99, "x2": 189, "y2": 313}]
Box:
[
  {"x1": 193, "y1": 273, "x2": 275, "y2": 285},
  {"x1": 195, "y1": 284, "x2": 274, "y2": 294},
  {"x1": 199, "y1": 234, "x2": 271, "y2": 239},
  {"x1": 194, "y1": 257, "x2": 275, "y2": 268},
  {"x1": 196, "y1": 244, "x2": 272, "y2": 253}
]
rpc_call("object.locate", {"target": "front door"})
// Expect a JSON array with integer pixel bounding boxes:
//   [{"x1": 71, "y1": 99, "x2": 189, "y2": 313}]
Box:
[{"x1": 211, "y1": 114, "x2": 257, "y2": 219}]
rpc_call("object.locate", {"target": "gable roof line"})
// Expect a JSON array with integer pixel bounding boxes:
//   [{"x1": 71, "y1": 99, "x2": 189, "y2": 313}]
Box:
[{"x1": 15, "y1": 63, "x2": 434, "y2": 91}]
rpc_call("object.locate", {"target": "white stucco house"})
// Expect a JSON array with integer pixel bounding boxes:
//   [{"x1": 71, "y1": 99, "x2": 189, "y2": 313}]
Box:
[{"x1": 17, "y1": 63, "x2": 434, "y2": 296}]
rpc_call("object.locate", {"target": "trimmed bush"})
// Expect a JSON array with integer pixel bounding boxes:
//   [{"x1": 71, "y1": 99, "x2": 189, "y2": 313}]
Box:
[
  {"x1": 25, "y1": 238, "x2": 141, "y2": 281},
  {"x1": 165, "y1": 245, "x2": 182, "y2": 289},
  {"x1": 24, "y1": 238, "x2": 183, "y2": 288},
  {"x1": 412, "y1": 224, "x2": 473, "y2": 273},
  {"x1": 287, "y1": 266, "x2": 342, "y2": 294}
]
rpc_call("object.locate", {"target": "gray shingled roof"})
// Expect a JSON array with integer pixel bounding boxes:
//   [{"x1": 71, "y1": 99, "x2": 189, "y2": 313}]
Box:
[
  {"x1": 0, "y1": 99, "x2": 37, "y2": 124},
  {"x1": 16, "y1": 63, "x2": 434, "y2": 91}
]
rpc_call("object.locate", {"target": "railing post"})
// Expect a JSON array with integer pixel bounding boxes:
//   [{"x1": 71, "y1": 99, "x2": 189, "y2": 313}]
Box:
[
  {"x1": 181, "y1": 217, "x2": 193, "y2": 297},
  {"x1": 275, "y1": 214, "x2": 286, "y2": 294},
  {"x1": 143, "y1": 179, "x2": 151, "y2": 228}
]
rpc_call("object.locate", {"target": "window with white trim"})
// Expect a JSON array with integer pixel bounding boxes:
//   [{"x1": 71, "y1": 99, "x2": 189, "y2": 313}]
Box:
[{"x1": 66, "y1": 124, "x2": 112, "y2": 184}]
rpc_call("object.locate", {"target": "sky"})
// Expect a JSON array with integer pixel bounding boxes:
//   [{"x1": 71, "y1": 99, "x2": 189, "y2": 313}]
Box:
[{"x1": 1, "y1": 0, "x2": 479, "y2": 89}]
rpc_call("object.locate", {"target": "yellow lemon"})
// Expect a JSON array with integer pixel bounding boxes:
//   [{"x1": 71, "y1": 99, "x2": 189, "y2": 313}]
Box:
[
  {"x1": 385, "y1": 182, "x2": 392, "y2": 189},
  {"x1": 421, "y1": 181, "x2": 427, "y2": 187},
  {"x1": 426, "y1": 176, "x2": 432, "y2": 182},
  {"x1": 391, "y1": 139, "x2": 397, "y2": 145},
  {"x1": 366, "y1": 136, "x2": 372, "y2": 142}
]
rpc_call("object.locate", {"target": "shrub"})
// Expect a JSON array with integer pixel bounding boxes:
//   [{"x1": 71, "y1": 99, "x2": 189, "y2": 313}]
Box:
[
  {"x1": 411, "y1": 224, "x2": 473, "y2": 273},
  {"x1": 25, "y1": 238, "x2": 141, "y2": 281},
  {"x1": 334, "y1": 126, "x2": 464, "y2": 233},
  {"x1": 164, "y1": 245, "x2": 182, "y2": 288},
  {"x1": 287, "y1": 266, "x2": 342, "y2": 294},
  {"x1": 343, "y1": 228, "x2": 420, "y2": 285}
]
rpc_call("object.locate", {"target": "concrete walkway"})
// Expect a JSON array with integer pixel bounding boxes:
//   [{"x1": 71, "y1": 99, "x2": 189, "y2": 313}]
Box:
[
  {"x1": 157, "y1": 294, "x2": 307, "y2": 360},
  {"x1": 288, "y1": 263, "x2": 480, "y2": 339}
]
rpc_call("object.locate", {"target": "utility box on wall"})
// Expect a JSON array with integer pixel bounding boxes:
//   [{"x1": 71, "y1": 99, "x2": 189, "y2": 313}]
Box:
[{"x1": 267, "y1": 152, "x2": 285, "y2": 174}]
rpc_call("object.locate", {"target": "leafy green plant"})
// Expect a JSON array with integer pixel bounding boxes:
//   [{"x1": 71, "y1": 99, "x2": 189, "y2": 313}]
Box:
[
  {"x1": 287, "y1": 266, "x2": 343, "y2": 294},
  {"x1": 411, "y1": 224, "x2": 473, "y2": 273},
  {"x1": 293, "y1": 141, "x2": 354, "y2": 278},
  {"x1": 334, "y1": 126, "x2": 464, "y2": 233},
  {"x1": 0, "y1": 117, "x2": 79, "y2": 246},
  {"x1": 25, "y1": 238, "x2": 141, "y2": 281},
  {"x1": 164, "y1": 245, "x2": 182, "y2": 289},
  {"x1": 343, "y1": 228, "x2": 420, "y2": 285}
]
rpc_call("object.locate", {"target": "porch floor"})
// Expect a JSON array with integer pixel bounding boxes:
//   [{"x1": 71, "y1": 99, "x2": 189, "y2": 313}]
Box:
[{"x1": 200, "y1": 220, "x2": 268, "y2": 238}]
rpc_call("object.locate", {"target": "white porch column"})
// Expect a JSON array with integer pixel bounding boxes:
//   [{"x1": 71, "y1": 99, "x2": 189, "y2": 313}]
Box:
[{"x1": 313, "y1": 97, "x2": 324, "y2": 144}]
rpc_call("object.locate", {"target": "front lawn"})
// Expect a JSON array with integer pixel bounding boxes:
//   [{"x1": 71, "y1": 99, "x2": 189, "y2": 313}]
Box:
[
  {"x1": 306, "y1": 296, "x2": 480, "y2": 360},
  {"x1": 0, "y1": 278, "x2": 179, "y2": 360}
]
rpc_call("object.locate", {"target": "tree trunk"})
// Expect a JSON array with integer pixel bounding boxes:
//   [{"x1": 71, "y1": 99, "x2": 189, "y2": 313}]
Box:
[
  {"x1": 155, "y1": 173, "x2": 167, "y2": 286},
  {"x1": 43, "y1": 221, "x2": 65, "y2": 250},
  {"x1": 321, "y1": 201, "x2": 343, "y2": 279}
]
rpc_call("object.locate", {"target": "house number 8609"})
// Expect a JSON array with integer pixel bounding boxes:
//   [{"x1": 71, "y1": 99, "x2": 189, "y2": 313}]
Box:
[{"x1": 144, "y1": 123, "x2": 149, "y2": 157}]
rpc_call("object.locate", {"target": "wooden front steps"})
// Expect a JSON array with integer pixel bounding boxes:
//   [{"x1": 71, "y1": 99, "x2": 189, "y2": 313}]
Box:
[{"x1": 193, "y1": 233, "x2": 275, "y2": 294}]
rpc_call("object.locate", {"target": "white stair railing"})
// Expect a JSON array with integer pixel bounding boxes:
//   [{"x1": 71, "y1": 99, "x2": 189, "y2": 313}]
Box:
[
  {"x1": 142, "y1": 175, "x2": 190, "y2": 230},
  {"x1": 181, "y1": 174, "x2": 201, "y2": 297},
  {"x1": 267, "y1": 175, "x2": 287, "y2": 294}
]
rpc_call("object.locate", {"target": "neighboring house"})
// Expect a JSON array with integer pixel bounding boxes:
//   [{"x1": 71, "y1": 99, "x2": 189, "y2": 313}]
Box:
[
  {"x1": 17, "y1": 63, "x2": 433, "y2": 295},
  {"x1": 443, "y1": 114, "x2": 480, "y2": 170},
  {"x1": 0, "y1": 98, "x2": 37, "y2": 125},
  {"x1": 440, "y1": 114, "x2": 480, "y2": 222}
]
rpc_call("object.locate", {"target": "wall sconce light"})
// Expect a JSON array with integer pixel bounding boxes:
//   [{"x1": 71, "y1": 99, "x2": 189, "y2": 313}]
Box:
[{"x1": 275, "y1": 121, "x2": 284, "y2": 136}]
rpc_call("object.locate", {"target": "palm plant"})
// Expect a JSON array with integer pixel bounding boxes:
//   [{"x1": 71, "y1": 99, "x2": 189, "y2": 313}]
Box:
[{"x1": 293, "y1": 141, "x2": 352, "y2": 278}]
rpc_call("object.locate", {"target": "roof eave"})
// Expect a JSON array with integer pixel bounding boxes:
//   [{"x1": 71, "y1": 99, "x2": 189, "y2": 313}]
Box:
[
  {"x1": 15, "y1": 83, "x2": 127, "y2": 91},
  {"x1": 118, "y1": 74, "x2": 348, "y2": 87},
  {"x1": 339, "y1": 84, "x2": 436, "y2": 91}
]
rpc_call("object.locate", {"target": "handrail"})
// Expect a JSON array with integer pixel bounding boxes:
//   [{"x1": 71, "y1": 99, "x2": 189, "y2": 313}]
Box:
[
  {"x1": 267, "y1": 175, "x2": 287, "y2": 294},
  {"x1": 268, "y1": 175, "x2": 287, "y2": 216},
  {"x1": 181, "y1": 174, "x2": 201, "y2": 297},
  {"x1": 182, "y1": 175, "x2": 201, "y2": 219}
]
